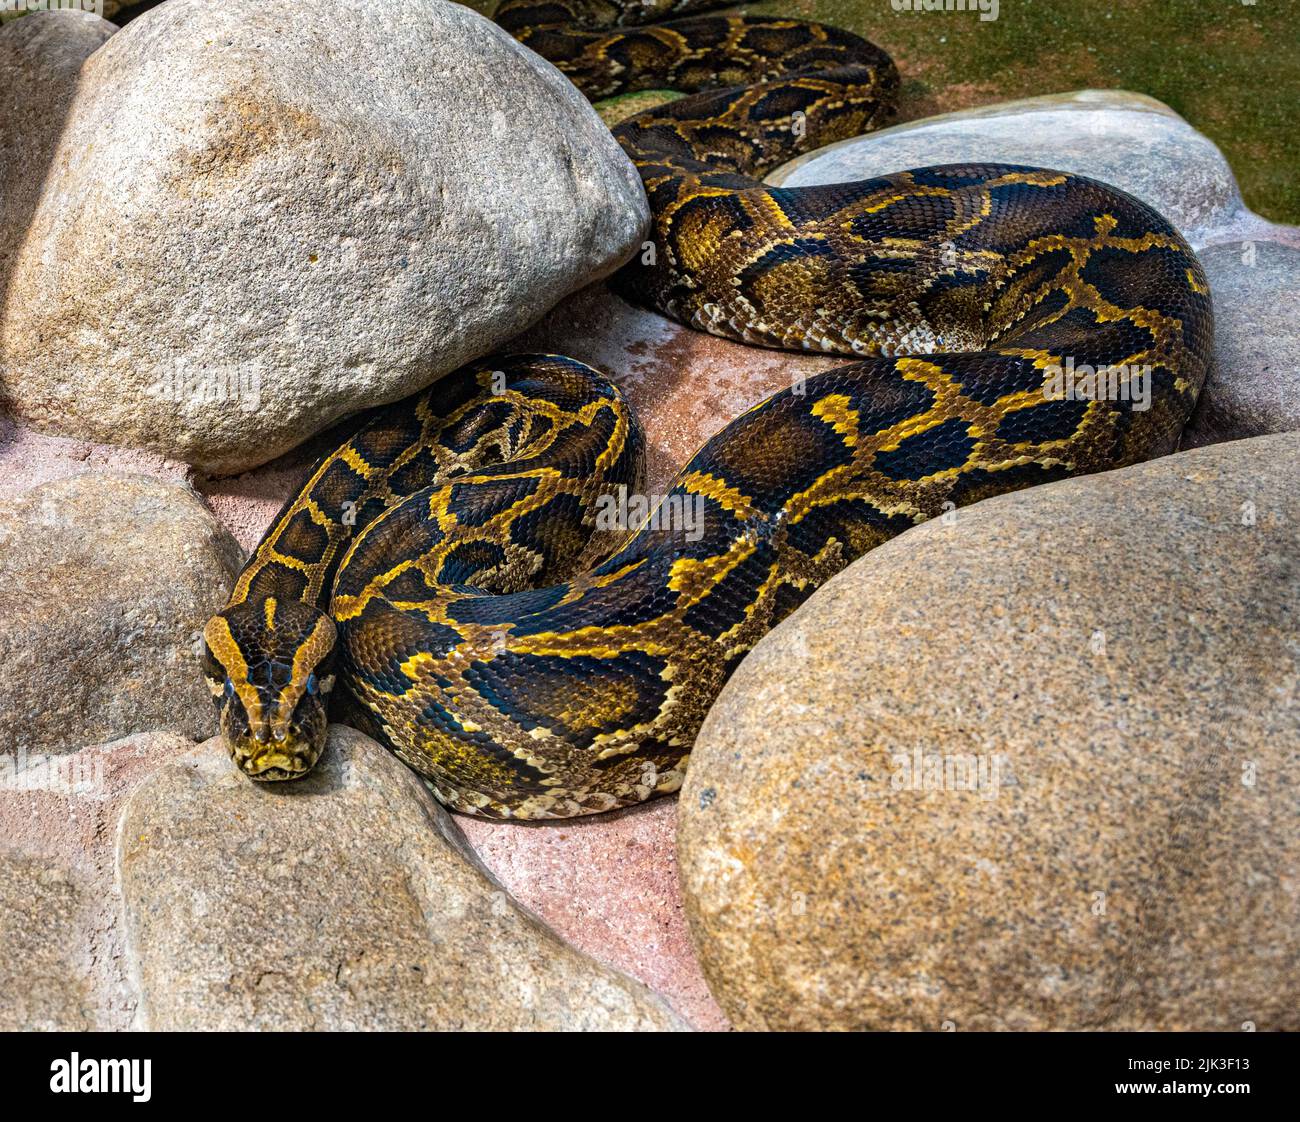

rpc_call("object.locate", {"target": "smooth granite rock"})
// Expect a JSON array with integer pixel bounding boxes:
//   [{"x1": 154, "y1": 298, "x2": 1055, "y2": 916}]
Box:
[
  {"x1": 1184, "y1": 241, "x2": 1300, "y2": 447},
  {"x1": 0, "y1": 474, "x2": 242, "y2": 753},
  {"x1": 0, "y1": 0, "x2": 648, "y2": 474},
  {"x1": 459, "y1": 797, "x2": 729, "y2": 1031},
  {"x1": 118, "y1": 726, "x2": 686, "y2": 1031},
  {"x1": 768, "y1": 90, "x2": 1255, "y2": 249},
  {"x1": 0, "y1": 854, "x2": 94, "y2": 1030},
  {"x1": 0, "y1": 733, "x2": 274, "y2": 1030},
  {"x1": 679, "y1": 432, "x2": 1300, "y2": 1031},
  {"x1": 0, "y1": 10, "x2": 114, "y2": 298}
]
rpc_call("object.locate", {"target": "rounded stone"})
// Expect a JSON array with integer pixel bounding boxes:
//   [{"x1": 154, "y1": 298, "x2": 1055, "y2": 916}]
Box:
[
  {"x1": 1184, "y1": 241, "x2": 1300, "y2": 447},
  {"x1": 0, "y1": 0, "x2": 649, "y2": 474},
  {"x1": 0, "y1": 474, "x2": 242, "y2": 753},
  {"x1": 118, "y1": 726, "x2": 687, "y2": 1031},
  {"x1": 679, "y1": 432, "x2": 1300, "y2": 1031}
]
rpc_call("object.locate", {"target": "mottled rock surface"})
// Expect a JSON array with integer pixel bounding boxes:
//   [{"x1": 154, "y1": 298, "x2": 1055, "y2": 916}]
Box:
[
  {"x1": 1184, "y1": 241, "x2": 1300, "y2": 447},
  {"x1": 0, "y1": 734, "x2": 283, "y2": 1030},
  {"x1": 0, "y1": 475, "x2": 241, "y2": 753},
  {"x1": 0, "y1": 0, "x2": 648, "y2": 473},
  {"x1": 460, "y1": 798, "x2": 729, "y2": 1030},
  {"x1": 118, "y1": 726, "x2": 685, "y2": 1031},
  {"x1": 768, "y1": 90, "x2": 1296, "y2": 251},
  {"x1": 0, "y1": 11, "x2": 115, "y2": 352},
  {"x1": 680, "y1": 432, "x2": 1300, "y2": 1031},
  {"x1": 0, "y1": 854, "x2": 94, "y2": 1030}
]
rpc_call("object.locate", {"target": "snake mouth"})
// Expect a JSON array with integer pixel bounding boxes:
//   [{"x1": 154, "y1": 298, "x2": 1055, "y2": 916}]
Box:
[
  {"x1": 214, "y1": 674, "x2": 331, "y2": 782},
  {"x1": 230, "y1": 739, "x2": 319, "y2": 781}
]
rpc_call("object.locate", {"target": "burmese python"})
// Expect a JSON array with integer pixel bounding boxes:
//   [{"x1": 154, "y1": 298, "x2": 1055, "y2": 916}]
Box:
[{"x1": 203, "y1": 0, "x2": 1213, "y2": 818}]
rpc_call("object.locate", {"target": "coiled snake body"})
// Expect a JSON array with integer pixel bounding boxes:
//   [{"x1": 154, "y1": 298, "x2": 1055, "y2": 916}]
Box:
[{"x1": 203, "y1": 0, "x2": 1213, "y2": 818}]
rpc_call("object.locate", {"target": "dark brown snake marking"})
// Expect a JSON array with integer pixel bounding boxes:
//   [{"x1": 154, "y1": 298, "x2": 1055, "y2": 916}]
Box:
[{"x1": 203, "y1": 0, "x2": 1213, "y2": 818}]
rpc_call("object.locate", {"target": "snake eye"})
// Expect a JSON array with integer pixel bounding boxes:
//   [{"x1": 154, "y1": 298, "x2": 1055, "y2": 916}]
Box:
[
  {"x1": 224, "y1": 678, "x2": 236, "y2": 700},
  {"x1": 305, "y1": 673, "x2": 318, "y2": 696}
]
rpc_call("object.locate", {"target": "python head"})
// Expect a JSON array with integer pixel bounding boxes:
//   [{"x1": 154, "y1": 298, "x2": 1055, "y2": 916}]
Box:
[{"x1": 201, "y1": 597, "x2": 338, "y2": 780}]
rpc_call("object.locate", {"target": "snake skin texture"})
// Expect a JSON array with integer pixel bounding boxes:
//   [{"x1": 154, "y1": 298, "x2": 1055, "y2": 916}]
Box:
[{"x1": 203, "y1": 0, "x2": 1214, "y2": 818}]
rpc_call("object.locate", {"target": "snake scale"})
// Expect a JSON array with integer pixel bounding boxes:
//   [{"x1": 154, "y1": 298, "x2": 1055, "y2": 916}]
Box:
[{"x1": 203, "y1": 0, "x2": 1213, "y2": 818}]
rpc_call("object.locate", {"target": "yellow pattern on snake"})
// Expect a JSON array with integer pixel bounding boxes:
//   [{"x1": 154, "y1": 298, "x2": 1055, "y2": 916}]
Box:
[{"x1": 203, "y1": 0, "x2": 1213, "y2": 818}]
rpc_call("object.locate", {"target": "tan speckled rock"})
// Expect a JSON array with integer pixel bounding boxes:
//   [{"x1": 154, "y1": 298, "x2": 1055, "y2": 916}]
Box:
[
  {"x1": 0, "y1": 854, "x2": 94, "y2": 1030},
  {"x1": 0, "y1": 10, "x2": 114, "y2": 330},
  {"x1": 0, "y1": 0, "x2": 648, "y2": 474},
  {"x1": 118, "y1": 726, "x2": 686, "y2": 1031},
  {"x1": 1184, "y1": 242, "x2": 1300, "y2": 448},
  {"x1": 679, "y1": 432, "x2": 1300, "y2": 1031},
  {"x1": 0, "y1": 733, "x2": 190, "y2": 1031},
  {"x1": 0, "y1": 474, "x2": 242, "y2": 753}
]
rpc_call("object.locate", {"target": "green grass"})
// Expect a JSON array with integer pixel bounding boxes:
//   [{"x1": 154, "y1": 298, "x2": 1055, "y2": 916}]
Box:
[
  {"x1": 472, "y1": 0, "x2": 1298, "y2": 223},
  {"x1": 739, "y1": 0, "x2": 1300, "y2": 223}
]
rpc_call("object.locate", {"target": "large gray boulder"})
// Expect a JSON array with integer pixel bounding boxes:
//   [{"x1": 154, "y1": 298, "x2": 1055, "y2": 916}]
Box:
[
  {"x1": 1184, "y1": 241, "x2": 1300, "y2": 447},
  {"x1": 679, "y1": 432, "x2": 1300, "y2": 1031},
  {"x1": 0, "y1": 1, "x2": 648, "y2": 474},
  {"x1": 0, "y1": 474, "x2": 242, "y2": 753},
  {"x1": 118, "y1": 726, "x2": 686, "y2": 1031}
]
